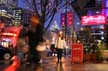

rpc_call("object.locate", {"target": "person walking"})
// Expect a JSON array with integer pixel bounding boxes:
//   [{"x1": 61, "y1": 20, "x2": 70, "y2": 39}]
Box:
[
  {"x1": 56, "y1": 31, "x2": 66, "y2": 63},
  {"x1": 26, "y1": 15, "x2": 43, "y2": 64}
]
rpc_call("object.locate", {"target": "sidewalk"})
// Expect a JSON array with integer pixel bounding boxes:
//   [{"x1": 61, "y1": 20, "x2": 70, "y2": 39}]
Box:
[{"x1": 19, "y1": 56, "x2": 108, "y2": 71}]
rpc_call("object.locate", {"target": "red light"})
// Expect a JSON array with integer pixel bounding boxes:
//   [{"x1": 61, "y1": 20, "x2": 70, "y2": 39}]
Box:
[
  {"x1": 81, "y1": 15, "x2": 106, "y2": 25},
  {"x1": 2, "y1": 32, "x2": 17, "y2": 37},
  {"x1": 3, "y1": 56, "x2": 20, "y2": 71},
  {"x1": 11, "y1": 56, "x2": 17, "y2": 60}
]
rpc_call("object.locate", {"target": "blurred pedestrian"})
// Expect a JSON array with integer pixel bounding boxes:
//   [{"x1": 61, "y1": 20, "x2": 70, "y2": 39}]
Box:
[
  {"x1": 50, "y1": 37, "x2": 56, "y2": 56},
  {"x1": 17, "y1": 26, "x2": 27, "y2": 51},
  {"x1": 56, "y1": 31, "x2": 66, "y2": 63},
  {"x1": 26, "y1": 15, "x2": 43, "y2": 64},
  {"x1": 16, "y1": 26, "x2": 27, "y2": 63}
]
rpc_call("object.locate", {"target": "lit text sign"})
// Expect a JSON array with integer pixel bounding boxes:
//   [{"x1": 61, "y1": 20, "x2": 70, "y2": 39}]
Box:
[{"x1": 81, "y1": 15, "x2": 106, "y2": 25}]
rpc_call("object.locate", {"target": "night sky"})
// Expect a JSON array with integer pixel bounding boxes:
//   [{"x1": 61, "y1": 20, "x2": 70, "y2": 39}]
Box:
[
  {"x1": 18, "y1": 0, "x2": 24, "y2": 7},
  {"x1": 18, "y1": 0, "x2": 62, "y2": 30}
]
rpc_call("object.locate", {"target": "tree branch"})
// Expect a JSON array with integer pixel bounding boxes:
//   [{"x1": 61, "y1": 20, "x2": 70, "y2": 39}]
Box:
[
  {"x1": 23, "y1": 0, "x2": 65, "y2": 32},
  {"x1": 32, "y1": 0, "x2": 41, "y2": 20},
  {"x1": 43, "y1": 8, "x2": 57, "y2": 33},
  {"x1": 25, "y1": 0, "x2": 34, "y2": 10}
]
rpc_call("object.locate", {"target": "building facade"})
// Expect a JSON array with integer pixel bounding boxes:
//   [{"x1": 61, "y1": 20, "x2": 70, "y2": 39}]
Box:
[
  {"x1": 0, "y1": 0, "x2": 18, "y2": 25},
  {"x1": 13, "y1": 8, "x2": 32, "y2": 26},
  {"x1": 77, "y1": 0, "x2": 108, "y2": 44},
  {"x1": 12, "y1": 8, "x2": 22, "y2": 26}
]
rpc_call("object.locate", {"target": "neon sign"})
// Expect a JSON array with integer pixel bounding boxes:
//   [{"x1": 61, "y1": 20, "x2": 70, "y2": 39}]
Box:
[{"x1": 81, "y1": 15, "x2": 106, "y2": 25}]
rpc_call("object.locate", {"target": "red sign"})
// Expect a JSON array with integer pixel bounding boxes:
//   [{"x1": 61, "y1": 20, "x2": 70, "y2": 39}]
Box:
[
  {"x1": 61, "y1": 12, "x2": 73, "y2": 26},
  {"x1": 67, "y1": 12, "x2": 73, "y2": 26},
  {"x1": 81, "y1": 15, "x2": 106, "y2": 25},
  {"x1": 71, "y1": 43, "x2": 83, "y2": 63}
]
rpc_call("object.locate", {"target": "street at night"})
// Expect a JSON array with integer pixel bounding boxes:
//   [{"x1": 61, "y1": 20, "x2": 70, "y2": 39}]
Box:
[{"x1": 0, "y1": 0, "x2": 108, "y2": 71}]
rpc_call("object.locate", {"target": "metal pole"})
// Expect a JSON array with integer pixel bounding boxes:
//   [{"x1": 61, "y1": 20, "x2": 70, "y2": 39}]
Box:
[
  {"x1": 65, "y1": 0, "x2": 67, "y2": 40},
  {"x1": 72, "y1": 12, "x2": 76, "y2": 44}
]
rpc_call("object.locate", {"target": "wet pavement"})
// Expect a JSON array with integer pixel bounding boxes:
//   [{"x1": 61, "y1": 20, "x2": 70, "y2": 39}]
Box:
[
  {"x1": 0, "y1": 60, "x2": 10, "y2": 71},
  {"x1": 17, "y1": 56, "x2": 72, "y2": 71},
  {"x1": 18, "y1": 56, "x2": 108, "y2": 71},
  {"x1": 0, "y1": 56, "x2": 108, "y2": 71}
]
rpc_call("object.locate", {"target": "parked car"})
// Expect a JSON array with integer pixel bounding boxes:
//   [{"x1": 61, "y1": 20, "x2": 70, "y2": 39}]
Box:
[
  {"x1": 0, "y1": 26, "x2": 24, "y2": 60},
  {"x1": 0, "y1": 40, "x2": 13, "y2": 60}
]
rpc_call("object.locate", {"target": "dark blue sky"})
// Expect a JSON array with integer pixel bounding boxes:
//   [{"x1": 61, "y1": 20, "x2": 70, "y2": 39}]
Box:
[{"x1": 18, "y1": 0, "x2": 24, "y2": 7}]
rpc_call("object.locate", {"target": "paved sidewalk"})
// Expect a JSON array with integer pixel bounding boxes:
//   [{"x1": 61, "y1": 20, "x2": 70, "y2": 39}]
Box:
[
  {"x1": 1, "y1": 56, "x2": 108, "y2": 71},
  {"x1": 19, "y1": 56, "x2": 108, "y2": 71}
]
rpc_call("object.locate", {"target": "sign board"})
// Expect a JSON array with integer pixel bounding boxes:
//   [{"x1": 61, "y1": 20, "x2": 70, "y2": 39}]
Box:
[
  {"x1": 67, "y1": 12, "x2": 73, "y2": 26},
  {"x1": 61, "y1": 12, "x2": 73, "y2": 26},
  {"x1": 61, "y1": 13, "x2": 66, "y2": 26},
  {"x1": 81, "y1": 15, "x2": 106, "y2": 25},
  {"x1": 71, "y1": 43, "x2": 83, "y2": 63}
]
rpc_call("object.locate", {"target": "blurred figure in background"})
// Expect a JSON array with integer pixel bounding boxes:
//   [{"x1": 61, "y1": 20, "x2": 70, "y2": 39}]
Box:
[{"x1": 50, "y1": 37, "x2": 56, "y2": 56}]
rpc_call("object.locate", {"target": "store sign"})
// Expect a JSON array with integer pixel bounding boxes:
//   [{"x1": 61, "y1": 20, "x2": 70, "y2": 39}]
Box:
[{"x1": 81, "y1": 15, "x2": 106, "y2": 25}]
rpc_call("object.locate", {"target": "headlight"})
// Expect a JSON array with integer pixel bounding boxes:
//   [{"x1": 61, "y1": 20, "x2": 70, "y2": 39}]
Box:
[{"x1": 1, "y1": 41, "x2": 9, "y2": 48}]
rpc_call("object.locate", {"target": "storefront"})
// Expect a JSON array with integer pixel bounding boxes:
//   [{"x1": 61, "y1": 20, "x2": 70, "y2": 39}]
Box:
[
  {"x1": 77, "y1": 15, "x2": 108, "y2": 62},
  {"x1": 80, "y1": 15, "x2": 106, "y2": 42}
]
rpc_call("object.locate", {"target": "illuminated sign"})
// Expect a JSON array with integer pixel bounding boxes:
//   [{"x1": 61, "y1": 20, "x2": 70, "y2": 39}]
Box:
[
  {"x1": 81, "y1": 15, "x2": 106, "y2": 25},
  {"x1": 61, "y1": 13, "x2": 66, "y2": 26},
  {"x1": 61, "y1": 12, "x2": 73, "y2": 26},
  {"x1": 67, "y1": 12, "x2": 73, "y2": 26}
]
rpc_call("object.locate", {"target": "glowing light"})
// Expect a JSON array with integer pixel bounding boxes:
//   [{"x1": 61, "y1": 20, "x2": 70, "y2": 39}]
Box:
[
  {"x1": 101, "y1": 31, "x2": 104, "y2": 34},
  {"x1": 77, "y1": 22, "x2": 80, "y2": 25},
  {"x1": 80, "y1": 28, "x2": 84, "y2": 30},
  {"x1": 81, "y1": 15, "x2": 106, "y2": 25},
  {"x1": 52, "y1": 37, "x2": 55, "y2": 41},
  {"x1": 96, "y1": 11, "x2": 100, "y2": 13},
  {"x1": 2, "y1": 32, "x2": 17, "y2": 37},
  {"x1": 101, "y1": 36, "x2": 104, "y2": 40},
  {"x1": 11, "y1": 56, "x2": 17, "y2": 60},
  {"x1": 59, "y1": 31, "x2": 63, "y2": 34}
]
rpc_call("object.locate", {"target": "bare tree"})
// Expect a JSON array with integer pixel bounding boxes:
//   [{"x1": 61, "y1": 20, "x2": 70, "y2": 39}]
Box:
[{"x1": 22, "y1": 0, "x2": 64, "y2": 33}]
